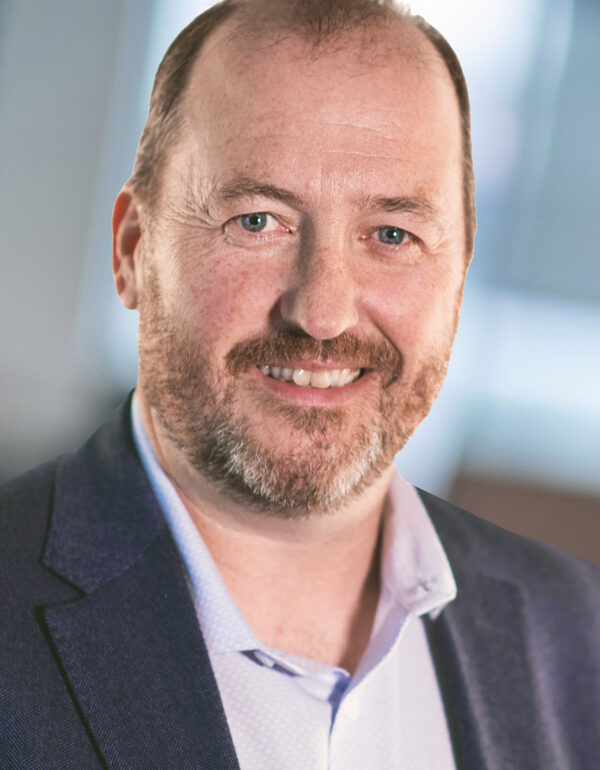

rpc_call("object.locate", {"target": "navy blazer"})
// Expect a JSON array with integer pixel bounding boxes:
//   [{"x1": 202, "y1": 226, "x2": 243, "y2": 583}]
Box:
[{"x1": 1, "y1": 400, "x2": 599, "y2": 769}]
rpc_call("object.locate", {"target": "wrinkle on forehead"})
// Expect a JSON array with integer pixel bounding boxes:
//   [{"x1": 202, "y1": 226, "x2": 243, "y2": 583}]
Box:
[{"x1": 243, "y1": 118, "x2": 436, "y2": 147}]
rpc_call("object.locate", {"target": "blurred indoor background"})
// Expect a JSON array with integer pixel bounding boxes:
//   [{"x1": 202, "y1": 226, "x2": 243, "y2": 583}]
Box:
[{"x1": 1, "y1": 0, "x2": 598, "y2": 562}]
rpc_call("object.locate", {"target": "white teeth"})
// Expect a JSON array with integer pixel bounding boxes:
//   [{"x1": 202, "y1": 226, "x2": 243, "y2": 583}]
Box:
[
  {"x1": 328, "y1": 369, "x2": 340, "y2": 387},
  {"x1": 260, "y1": 365, "x2": 361, "y2": 388},
  {"x1": 310, "y1": 370, "x2": 331, "y2": 389},
  {"x1": 292, "y1": 369, "x2": 312, "y2": 387}
]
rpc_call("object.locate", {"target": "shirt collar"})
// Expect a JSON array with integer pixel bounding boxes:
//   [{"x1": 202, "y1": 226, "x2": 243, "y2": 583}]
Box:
[
  {"x1": 381, "y1": 472, "x2": 457, "y2": 618},
  {"x1": 131, "y1": 392, "x2": 456, "y2": 656}
]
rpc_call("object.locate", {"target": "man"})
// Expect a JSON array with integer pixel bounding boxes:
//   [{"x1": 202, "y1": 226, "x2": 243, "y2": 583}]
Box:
[{"x1": 1, "y1": 0, "x2": 598, "y2": 767}]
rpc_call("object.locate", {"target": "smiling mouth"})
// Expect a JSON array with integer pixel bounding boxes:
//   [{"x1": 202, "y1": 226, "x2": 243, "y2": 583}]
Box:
[{"x1": 258, "y1": 365, "x2": 362, "y2": 389}]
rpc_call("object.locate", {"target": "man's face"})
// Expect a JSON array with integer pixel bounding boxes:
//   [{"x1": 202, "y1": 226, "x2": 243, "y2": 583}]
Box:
[{"x1": 136, "y1": 24, "x2": 468, "y2": 515}]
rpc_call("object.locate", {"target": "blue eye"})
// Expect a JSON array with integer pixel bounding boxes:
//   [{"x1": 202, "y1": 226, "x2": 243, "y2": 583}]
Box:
[
  {"x1": 377, "y1": 226, "x2": 406, "y2": 245},
  {"x1": 239, "y1": 212, "x2": 268, "y2": 232}
]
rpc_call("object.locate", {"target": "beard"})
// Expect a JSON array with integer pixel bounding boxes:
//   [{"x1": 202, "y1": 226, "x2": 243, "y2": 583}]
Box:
[{"x1": 138, "y1": 264, "x2": 453, "y2": 518}]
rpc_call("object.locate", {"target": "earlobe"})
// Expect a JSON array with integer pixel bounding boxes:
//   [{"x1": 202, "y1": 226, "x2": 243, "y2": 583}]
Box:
[{"x1": 112, "y1": 187, "x2": 142, "y2": 310}]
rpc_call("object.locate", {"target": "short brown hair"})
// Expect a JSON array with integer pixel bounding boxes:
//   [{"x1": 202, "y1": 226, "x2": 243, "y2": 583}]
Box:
[{"x1": 130, "y1": 0, "x2": 475, "y2": 255}]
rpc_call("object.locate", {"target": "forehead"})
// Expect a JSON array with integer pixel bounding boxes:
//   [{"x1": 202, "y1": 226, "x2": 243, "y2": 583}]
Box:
[{"x1": 176, "y1": 19, "x2": 462, "y2": 205}]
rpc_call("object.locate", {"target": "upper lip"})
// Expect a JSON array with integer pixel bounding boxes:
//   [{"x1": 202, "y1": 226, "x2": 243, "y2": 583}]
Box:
[{"x1": 259, "y1": 360, "x2": 363, "y2": 371}]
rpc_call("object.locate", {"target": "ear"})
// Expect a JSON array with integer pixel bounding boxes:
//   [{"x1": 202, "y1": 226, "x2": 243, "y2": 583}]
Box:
[{"x1": 112, "y1": 187, "x2": 142, "y2": 309}]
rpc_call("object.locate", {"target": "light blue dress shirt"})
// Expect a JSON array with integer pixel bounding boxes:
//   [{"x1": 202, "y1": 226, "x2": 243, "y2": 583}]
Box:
[{"x1": 132, "y1": 394, "x2": 458, "y2": 769}]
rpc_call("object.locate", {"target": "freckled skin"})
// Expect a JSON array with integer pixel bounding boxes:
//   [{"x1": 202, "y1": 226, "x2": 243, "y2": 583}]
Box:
[
  {"x1": 174, "y1": 28, "x2": 463, "y2": 360},
  {"x1": 115, "y1": 20, "x2": 468, "y2": 519},
  {"x1": 111, "y1": 19, "x2": 471, "y2": 668}
]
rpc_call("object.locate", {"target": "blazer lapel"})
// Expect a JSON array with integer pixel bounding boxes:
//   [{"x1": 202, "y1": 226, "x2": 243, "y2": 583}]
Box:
[
  {"x1": 421, "y1": 490, "x2": 555, "y2": 770},
  {"x1": 40, "y1": 400, "x2": 240, "y2": 769},
  {"x1": 426, "y1": 572, "x2": 541, "y2": 770}
]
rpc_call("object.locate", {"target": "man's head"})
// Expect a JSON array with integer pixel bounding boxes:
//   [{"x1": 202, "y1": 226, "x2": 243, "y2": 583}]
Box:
[{"x1": 113, "y1": 0, "x2": 475, "y2": 517}]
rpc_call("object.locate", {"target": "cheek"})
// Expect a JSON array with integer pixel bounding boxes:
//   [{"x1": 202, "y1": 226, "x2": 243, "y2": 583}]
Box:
[
  {"x1": 365, "y1": 265, "x2": 464, "y2": 356},
  {"x1": 175, "y1": 250, "x2": 286, "y2": 350}
]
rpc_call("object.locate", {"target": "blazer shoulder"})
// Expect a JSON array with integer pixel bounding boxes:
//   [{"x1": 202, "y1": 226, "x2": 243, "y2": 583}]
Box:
[
  {"x1": 418, "y1": 487, "x2": 600, "y2": 610},
  {"x1": 0, "y1": 459, "x2": 59, "y2": 569}
]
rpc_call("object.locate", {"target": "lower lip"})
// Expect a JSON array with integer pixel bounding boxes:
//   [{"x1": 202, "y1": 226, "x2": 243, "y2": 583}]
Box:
[{"x1": 251, "y1": 367, "x2": 374, "y2": 405}]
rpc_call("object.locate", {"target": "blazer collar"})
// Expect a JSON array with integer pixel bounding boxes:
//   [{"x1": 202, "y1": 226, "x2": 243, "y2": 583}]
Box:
[
  {"x1": 41, "y1": 396, "x2": 166, "y2": 593},
  {"x1": 39, "y1": 397, "x2": 240, "y2": 769}
]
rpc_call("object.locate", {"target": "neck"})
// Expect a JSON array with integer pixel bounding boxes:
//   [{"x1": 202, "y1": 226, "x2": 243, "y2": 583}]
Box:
[{"x1": 137, "y1": 389, "x2": 394, "y2": 672}]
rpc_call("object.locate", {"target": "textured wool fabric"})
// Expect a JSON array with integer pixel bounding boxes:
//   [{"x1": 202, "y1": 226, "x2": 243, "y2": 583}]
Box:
[
  {"x1": 132, "y1": 394, "x2": 458, "y2": 769},
  {"x1": 2, "y1": 398, "x2": 599, "y2": 767}
]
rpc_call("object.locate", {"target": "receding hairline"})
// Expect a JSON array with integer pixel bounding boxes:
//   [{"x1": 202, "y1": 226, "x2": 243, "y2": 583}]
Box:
[
  {"x1": 173, "y1": 7, "x2": 459, "y2": 190},
  {"x1": 129, "y1": 0, "x2": 476, "y2": 256},
  {"x1": 179, "y1": 11, "x2": 456, "y2": 136},
  {"x1": 220, "y1": 0, "x2": 425, "y2": 54},
  {"x1": 191, "y1": 6, "x2": 447, "y2": 87}
]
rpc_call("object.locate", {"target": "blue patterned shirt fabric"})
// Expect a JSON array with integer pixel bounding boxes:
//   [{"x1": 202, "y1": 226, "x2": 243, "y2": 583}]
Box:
[{"x1": 131, "y1": 394, "x2": 458, "y2": 769}]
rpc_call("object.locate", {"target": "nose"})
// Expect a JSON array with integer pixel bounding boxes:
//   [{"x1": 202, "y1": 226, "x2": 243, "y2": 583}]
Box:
[{"x1": 279, "y1": 237, "x2": 360, "y2": 341}]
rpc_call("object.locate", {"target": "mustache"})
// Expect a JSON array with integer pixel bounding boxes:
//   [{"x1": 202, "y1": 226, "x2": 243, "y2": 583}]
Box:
[{"x1": 225, "y1": 330, "x2": 403, "y2": 386}]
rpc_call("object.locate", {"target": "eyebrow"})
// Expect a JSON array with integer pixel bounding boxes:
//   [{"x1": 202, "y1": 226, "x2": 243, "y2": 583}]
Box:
[
  {"x1": 212, "y1": 176, "x2": 308, "y2": 210},
  {"x1": 209, "y1": 176, "x2": 440, "y2": 225},
  {"x1": 358, "y1": 193, "x2": 440, "y2": 224}
]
